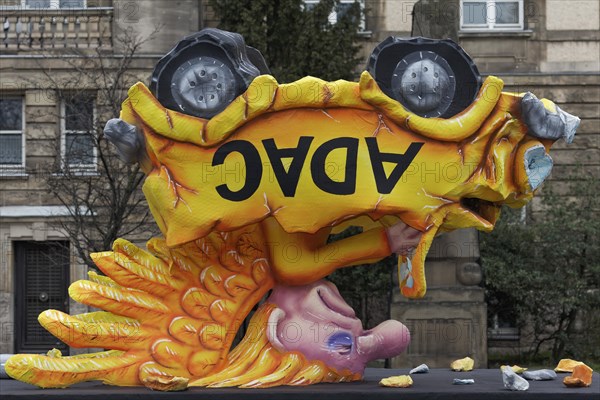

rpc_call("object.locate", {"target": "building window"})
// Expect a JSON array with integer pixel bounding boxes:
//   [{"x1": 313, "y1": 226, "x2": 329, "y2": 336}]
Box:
[
  {"x1": 460, "y1": 0, "x2": 524, "y2": 31},
  {"x1": 0, "y1": 97, "x2": 25, "y2": 169},
  {"x1": 61, "y1": 95, "x2": 96, "y2": 170},
  {"x1": 304, "y1": 0, "x2": 366, "y2": 31},
  {"x1": 0, "y1": 0, "x2": 86, "y2": 9}
]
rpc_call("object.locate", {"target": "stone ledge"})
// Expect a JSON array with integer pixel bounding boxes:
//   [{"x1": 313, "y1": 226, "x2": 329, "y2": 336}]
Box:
[{"x1": 459, "y1": 30, "x2": 534, "y2": 38}]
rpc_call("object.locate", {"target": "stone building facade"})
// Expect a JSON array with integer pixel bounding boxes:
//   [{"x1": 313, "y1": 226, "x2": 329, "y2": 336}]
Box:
[
  {"x1": 1, "y1": 0, "x2": 597, "y2": 369},
  {"x1": 0, "y1": 0, "x2": 200, "y2": 355}
]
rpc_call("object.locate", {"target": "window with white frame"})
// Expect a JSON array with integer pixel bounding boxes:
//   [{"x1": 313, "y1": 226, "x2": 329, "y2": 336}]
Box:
[
  {"x1": 0, "y1": 97, "x2": 25, "y2": 169},
  {"x1": 0, "y1": 0, "x2": 87, "y2": 9},
  {"x1": 61, "y1": 94, "x2": 96, "y2": 169},
  {"x1": 304, "y1": 0, "x2": 366, "y2": 31},
  {"x1": 460, "y1": 0, "x2": 524, "y2": 31}
]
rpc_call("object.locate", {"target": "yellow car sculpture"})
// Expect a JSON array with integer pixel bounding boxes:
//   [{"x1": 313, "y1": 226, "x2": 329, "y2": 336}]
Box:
[{"x1": 5, "y1": 29, "x2": 579, "y2": 390}]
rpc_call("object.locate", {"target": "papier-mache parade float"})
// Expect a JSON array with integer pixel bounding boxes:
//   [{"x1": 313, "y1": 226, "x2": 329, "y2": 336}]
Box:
[{"x1": 5, "y1": 29, "x2": 580, "y2": 391}]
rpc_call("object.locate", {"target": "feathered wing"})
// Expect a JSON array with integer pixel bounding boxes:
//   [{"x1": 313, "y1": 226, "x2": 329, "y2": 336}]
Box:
[{"x1": 5, "y1": 224, "x2": 274, "y2": 390}]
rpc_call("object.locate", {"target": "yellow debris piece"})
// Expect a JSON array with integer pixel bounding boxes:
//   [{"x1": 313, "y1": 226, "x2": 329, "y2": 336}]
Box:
[
  {"x1": 511, "y1": 365, "x2": 528, "y2": 374},
  {"x1": 451, "y1": 357, "x2": 474, "y2": 371},
  {"x1": 555, "y1": 359, "x2": 587, "y2": 373},
  {"x1": 380, "y1": 375, "x2": 413, "y2": 388}
]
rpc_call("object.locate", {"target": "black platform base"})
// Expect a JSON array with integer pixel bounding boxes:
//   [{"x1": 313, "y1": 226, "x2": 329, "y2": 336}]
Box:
[{"x1": 1, "y1": 368, "x2": 598, "y2": 399}]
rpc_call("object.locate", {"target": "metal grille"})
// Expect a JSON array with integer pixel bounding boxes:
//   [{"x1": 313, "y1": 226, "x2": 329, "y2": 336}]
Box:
[{"x1": 15, "y1": 241, "x2": 70, "y2": 353}]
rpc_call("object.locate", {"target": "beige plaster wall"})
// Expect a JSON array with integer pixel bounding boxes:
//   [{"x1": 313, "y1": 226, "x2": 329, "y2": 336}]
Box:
[{"x1": 546, "y1": 0, "x2": 600, "y2": 31}]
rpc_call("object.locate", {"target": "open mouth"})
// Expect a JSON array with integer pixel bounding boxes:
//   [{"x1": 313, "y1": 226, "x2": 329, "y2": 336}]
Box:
[{"x1": 460, "y1": 197, "x2": 501, "y2": 228}]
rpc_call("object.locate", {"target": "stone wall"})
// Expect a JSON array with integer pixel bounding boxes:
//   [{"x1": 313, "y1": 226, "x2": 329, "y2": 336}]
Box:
[
  {"x1": 409, "y1": 0, "x2": 600, "y2": 74},
  {"x1": 112, "y1": 0, "x2": 200, "y2": 54},
  {"x1": 0, "y1": 0, "x2": 192, "y2": 354}
]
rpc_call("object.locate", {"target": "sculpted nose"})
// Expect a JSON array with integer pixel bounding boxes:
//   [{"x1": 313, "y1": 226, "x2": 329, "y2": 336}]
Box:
[{"x1": 356, "y1": 320, "x2": 410, "y2": 361}]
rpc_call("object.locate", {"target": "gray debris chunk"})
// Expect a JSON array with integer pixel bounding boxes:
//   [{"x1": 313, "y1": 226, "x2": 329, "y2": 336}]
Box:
[
  {"x1": 501, "y1": 365, "x2": 530, "y2": 391},
  {"x1": 453, "y1": 378, "x2": 475, "y2": 385},
  {"x1": 521, "y1": 92, "x2": 580, "y2": 144},
  {"x1": 409, "y1": 364, "x2": 429, "y2": 374},
  {"x1": 103, "y1": 118, "x2": 144, "y2": 164},
  {"x1": 522, "y1": 369, "x2": 557, "y2": 381}
]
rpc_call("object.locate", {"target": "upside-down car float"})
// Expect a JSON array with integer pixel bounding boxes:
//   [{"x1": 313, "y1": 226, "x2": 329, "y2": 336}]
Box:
[{"x1": 6, "y1": 29, "x2": 579, "y2": 390}]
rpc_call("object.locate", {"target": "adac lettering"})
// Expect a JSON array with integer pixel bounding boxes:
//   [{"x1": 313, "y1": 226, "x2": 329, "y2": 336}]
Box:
[{"x1": 212, "y1": 136, "x2": 424, "y2": 201}]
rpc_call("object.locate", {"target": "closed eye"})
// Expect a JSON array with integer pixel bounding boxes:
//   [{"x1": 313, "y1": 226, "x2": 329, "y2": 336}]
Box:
[{"x1": 331, "y1": 343, "x2": 352, "y2": 355}]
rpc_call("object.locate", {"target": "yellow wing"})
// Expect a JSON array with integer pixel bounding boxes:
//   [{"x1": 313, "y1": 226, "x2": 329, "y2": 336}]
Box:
[{"x1": 5, "y1": 224, "x2": 274, "y2": 390}]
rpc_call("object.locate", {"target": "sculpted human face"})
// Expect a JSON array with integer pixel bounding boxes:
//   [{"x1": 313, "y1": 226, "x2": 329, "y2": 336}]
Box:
[{"x1": 266, "y1": 280, "x2": 410, "y2": 374}]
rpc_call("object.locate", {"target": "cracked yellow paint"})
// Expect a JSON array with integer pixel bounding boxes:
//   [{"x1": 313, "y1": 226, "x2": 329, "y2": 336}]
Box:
[{"x1": 120, "y1": 72, "x2": 548, "y2": 299}]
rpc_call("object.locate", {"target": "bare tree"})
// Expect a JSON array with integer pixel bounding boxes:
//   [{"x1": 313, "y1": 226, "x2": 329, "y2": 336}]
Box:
[{"x1": 34, "y1": 28, "x2": 161, "y2": 269}]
